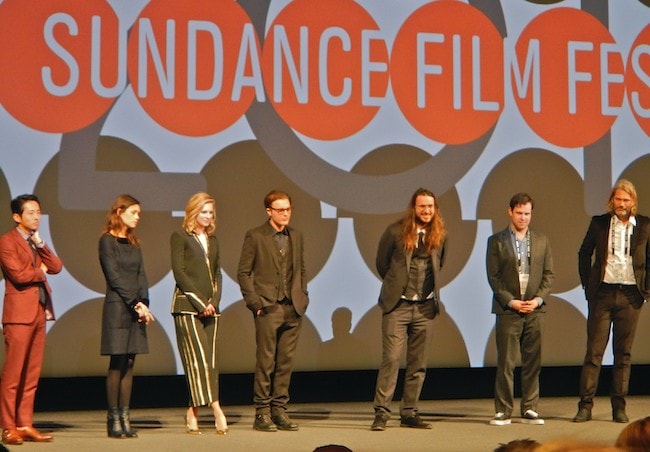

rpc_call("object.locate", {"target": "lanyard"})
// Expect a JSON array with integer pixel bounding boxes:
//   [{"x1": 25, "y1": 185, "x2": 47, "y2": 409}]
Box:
[
  {"x1": 514, "y1": 230, "x2": 531, "y2": 271},
  {"x1": 610, "y1": 218, "x2": 632, "y2": 256}
]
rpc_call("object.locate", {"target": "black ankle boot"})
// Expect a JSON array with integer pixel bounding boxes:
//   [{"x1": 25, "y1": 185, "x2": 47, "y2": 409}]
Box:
[
  {"x1": 119, "y1": 406, "x2": 138, "y2": 438},
  {"x1": 107, "y1": 407, "x2": 124, "y2": 438}
]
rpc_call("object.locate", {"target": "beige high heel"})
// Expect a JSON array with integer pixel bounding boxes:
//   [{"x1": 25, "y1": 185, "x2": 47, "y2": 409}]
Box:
[
  {"x1": 185, "y1": 416, "x2": 201, "y2": 435},
  {"x1": 215, "y1": 414, "x2": 228, "y2": 435}
]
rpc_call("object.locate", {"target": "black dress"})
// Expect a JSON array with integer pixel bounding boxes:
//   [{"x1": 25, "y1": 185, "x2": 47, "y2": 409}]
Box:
[{"x1": 99, "y1": 233, "x2": 149, "y2": 355}]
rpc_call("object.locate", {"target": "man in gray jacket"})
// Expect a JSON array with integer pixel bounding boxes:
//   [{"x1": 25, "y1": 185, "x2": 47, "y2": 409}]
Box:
[{"x1": 486, "y1": 193, "x2": 553, "y2": 426}]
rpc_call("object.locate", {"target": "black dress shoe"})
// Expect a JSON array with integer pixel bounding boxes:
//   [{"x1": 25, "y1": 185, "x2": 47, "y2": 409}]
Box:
[
  {"x1": 572, "y1": 408, "x2": 592, "y2": 422},
  {"x1": 613, "y1": 409, "x2": 629, "y2": 423},
  {"x1": 254, "y1": 414, "x2": 278, "y2": 432},
  {"x1": 400, "y1": 414, "x2": 431, "y2": 429},
  {"x1": 271, "y1": 414, "x2": 299, "y2": 431},
  {"x1": 371, "y1": 413, "x2": 389, "y2": 431}
]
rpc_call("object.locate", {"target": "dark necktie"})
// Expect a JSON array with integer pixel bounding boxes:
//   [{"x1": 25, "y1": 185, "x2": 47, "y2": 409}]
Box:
[
  {"x1": 417, "y1": 231, "x2": 424, "y2": 249},
  {"x1": 27, "y1": 237, "x2": 38, "y2": 263},
  {"x1": 275, "y1": 230, "x2": 288, "y2": 256},
  {"x1": 28, "y1": 238, "x2": 47, "y2": 305}
]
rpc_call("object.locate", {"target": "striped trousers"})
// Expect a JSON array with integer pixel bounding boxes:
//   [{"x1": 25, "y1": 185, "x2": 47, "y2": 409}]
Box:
[{"x1": 173, "y1": 314, "x2": 220, "y2": 407}]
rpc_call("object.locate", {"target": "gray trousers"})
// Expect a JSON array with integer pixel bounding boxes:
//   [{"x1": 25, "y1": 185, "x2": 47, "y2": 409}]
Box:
[
  {"x1": 373, "y1": 300, "x2": 435, "y2": 417},
  {"x1": 494, "y1": 311, "x2": 543, "y2": 416}
]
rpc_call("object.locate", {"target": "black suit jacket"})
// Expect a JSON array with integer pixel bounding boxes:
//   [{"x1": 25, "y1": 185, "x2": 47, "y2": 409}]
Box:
[
  {"x1": 376, "y1": 221, "x2": 446, "y2": 314},
  {"x1": 579, "y1": 213, "x2": 650, "y2": 305},
  {"x1": 237, "y1": 221, "x2": 309, "y2": 316},
  {"x1": 486, "y1": 227, "x2": 554, "y2": 315}
]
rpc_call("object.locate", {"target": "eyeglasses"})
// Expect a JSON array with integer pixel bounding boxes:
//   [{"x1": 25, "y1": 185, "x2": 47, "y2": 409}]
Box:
[{"x1": 268, "y1": 207, "x2": 292, "y2": 214}]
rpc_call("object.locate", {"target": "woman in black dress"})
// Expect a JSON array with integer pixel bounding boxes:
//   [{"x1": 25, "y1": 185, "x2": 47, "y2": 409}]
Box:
[
  {"x1": 99, "y1": 194, "x2": 154, "y2": 439},
  {"x1": 171, "y1": 192, "x2": 227, "y2": 434}
]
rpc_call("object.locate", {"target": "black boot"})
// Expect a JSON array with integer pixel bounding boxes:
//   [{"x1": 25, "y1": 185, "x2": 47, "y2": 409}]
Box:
[
  {"x1": 107, "y1": 407, "x2": 124, "y2": 438},
  {"x1": 119, "y1": 406, "x2": 138, "y2": 438}
]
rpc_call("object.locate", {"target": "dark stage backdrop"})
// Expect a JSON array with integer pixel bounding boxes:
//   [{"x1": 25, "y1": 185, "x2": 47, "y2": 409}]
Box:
[{"x1": 1, "y1": 0, "x2": 650, "y2": 384}]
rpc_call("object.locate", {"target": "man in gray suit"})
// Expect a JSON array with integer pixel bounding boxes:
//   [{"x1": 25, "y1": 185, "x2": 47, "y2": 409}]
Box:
[
  {"x1": 237, "y1": 190, "x2": 309, "y2": 432},
  {"x1": 371, "y1": 188, "x2": 447, "y2": 431},
  {"x1": 486, "y1": 193, "x2": 553, "y2": 426}
]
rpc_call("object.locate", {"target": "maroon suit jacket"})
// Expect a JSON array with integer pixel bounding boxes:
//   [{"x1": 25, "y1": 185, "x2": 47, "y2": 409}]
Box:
[{"x1": 0, "y1": 228, "x2": 63, "y2": 323}]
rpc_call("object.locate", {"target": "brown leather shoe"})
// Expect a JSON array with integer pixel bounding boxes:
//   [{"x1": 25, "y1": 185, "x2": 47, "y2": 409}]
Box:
[
  {"x1": 2, "y1": 429, "x2": 24, "y2": 445},
  {"x1": 17, "y1": 426, "x2": 54, "y2": 442}
]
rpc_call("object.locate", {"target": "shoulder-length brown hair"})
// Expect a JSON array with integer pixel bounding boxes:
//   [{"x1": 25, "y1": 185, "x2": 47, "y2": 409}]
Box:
[
  {"x1": 183, "y1": 192, "x2": 216, "y2": 235},
  {"x1": 401, "y1": 188, "x2": 446, "y2": 252},
  {"x1": 101, "y1": 194, "x2": 141, "y2": 245}
]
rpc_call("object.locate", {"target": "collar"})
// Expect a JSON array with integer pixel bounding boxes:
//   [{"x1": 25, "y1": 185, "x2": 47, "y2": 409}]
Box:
[
  {"x1": 612, "y1": 215, "x2": 636, "y2": 227},
  {"x1": 265, "y1": 221, "x2": 290, "y2": 235},
  {"x1": 509, "y1": 226, "x2": 529, "y2": 239},
  {"x1": 16, "y1": 226, "x2": 31, "y2": 241}
]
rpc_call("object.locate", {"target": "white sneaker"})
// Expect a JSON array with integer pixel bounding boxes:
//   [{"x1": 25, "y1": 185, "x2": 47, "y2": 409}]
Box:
[
  {"x1": 489, "y1": 412, "x2": 511, "y2": 426},
  {"x1": 521, "y1": 409, "x2": 544, "y2": 425}
]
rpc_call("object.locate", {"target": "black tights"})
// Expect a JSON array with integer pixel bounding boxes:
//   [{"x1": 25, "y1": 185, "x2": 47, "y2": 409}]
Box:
[{"x1": 107, "y1": 354, "x2": 136, "y2": 408}]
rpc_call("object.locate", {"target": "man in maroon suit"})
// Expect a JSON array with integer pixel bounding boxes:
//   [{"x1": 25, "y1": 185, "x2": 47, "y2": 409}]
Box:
[{"x1": 0, "y1": 194, "x2": 62, "y2": 445}]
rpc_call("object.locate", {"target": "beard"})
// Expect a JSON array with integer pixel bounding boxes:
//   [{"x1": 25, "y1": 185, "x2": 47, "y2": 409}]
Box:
[{"x1": 615, "y1": 207, "x2": 631, "y2": 219}]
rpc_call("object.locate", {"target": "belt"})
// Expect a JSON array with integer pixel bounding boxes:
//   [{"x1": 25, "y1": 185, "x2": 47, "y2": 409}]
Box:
[
  {"x1": 601, "y1": 283, "x2": 636, "y2": 291},
  {"x1": 400, "y1": 297, "x2": 434, "y2": 304}
]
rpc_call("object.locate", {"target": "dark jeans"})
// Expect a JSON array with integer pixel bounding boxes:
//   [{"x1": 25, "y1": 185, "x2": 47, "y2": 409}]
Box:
[{"x1": 578, "y1": 284, "x2": 643, "y2": 410}]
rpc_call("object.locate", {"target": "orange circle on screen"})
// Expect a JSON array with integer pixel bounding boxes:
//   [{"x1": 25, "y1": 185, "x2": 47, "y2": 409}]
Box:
[{"x1": 261, "y1": 0, "x2": 389, "y2": 141}]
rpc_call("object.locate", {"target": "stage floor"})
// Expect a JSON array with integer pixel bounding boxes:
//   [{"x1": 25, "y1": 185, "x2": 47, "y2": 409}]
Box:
[{"x1": 22, "y1": 396, "x2": 646, "y2": 451}]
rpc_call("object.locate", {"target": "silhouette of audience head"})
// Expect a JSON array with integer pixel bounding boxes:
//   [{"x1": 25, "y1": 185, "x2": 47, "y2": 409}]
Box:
[
  {"x1": 494, "y1": 438, "x2": 540, "y2": 452},
  {"x1": 616, "y1": 416, "x2": 650, "y2": 451},
  {"x1": 331, "y1": 307, "x2": 353, "y2": 338},
  {"x1": 314, "y1": 445, "x2": 353, "y2": 452}
]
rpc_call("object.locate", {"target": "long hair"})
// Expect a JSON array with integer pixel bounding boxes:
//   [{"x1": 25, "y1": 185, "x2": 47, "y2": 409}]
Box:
[
  {"x1": 101, "y1": 194, "x2": 141, "y2": 245},
  {"x1": 607, "y1": 179, "x2": 638, "y2": 216},
  {"x1": 183, "y1": 192, "x2": 216, "y2": 235},
  {"x1": 400, "y1": 188, "x2": 446, "y2": 252}
]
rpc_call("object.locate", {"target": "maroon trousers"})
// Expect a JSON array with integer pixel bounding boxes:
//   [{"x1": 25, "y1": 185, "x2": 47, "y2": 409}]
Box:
[{"x1": 0, "y1": 303, "x2": 46, "y2": 429}]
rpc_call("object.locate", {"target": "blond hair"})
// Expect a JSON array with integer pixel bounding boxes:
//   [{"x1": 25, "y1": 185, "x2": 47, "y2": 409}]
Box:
[
  {"x1": 182, "y1": 192, "x2": 216, "y2": 235},
  {"x1": 608, "y1": 179, "x2": 638, "y2": 216}
]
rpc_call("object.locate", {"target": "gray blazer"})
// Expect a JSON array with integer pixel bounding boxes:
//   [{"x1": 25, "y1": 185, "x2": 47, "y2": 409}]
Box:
[
  {"x1": 376, "y1": 221, "x2": 447, "y2": 314},
  {"x1": 579, "y1": 213, "x2": 650, "y2": 305},
  {"x1": 237, "y1": 221, "x2": 309, "y2": 316},
  {"x1": 486, "y1": 227, "x2": 554, "y2": 315},
  {"x1": 170, "y1": 230, "x2": 222, "y2": 315}
]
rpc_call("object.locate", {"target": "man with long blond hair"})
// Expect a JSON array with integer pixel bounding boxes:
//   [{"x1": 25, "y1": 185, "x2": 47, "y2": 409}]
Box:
[
  {"x1": 574, "y1": 179, "x2": 650, "y2": 424},
  {"x1": 370, "y1": 188, "x2": 447, "y2": 431}
]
